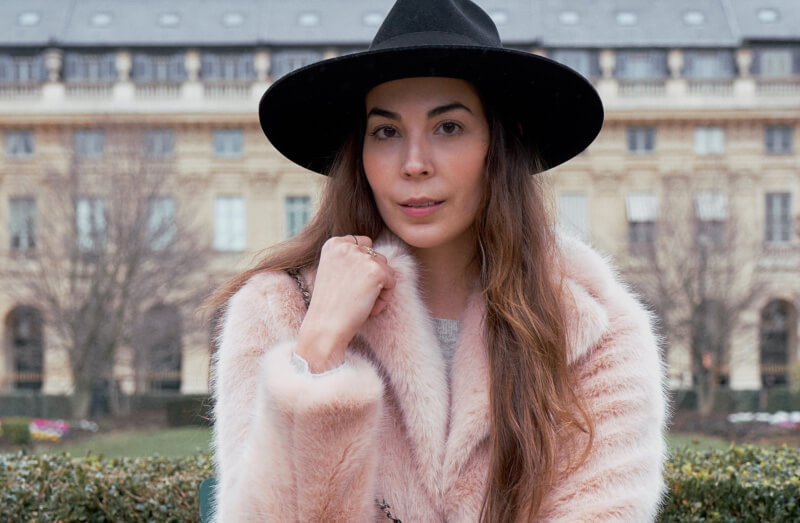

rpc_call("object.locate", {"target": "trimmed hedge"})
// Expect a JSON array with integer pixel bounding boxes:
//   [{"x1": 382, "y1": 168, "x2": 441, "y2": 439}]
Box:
[
  {"x1": 661, "y1": 445, "x2": 800, "y2": 521},
  {"x1": 1, "y1": 445, "x2": 798, "y2": 521},
  {"x1": 1, "y1": 452, "x2": 212, "y2": 522},
  {"x1": 0, "y1": 417, "x2": 32, "y2": 447}
]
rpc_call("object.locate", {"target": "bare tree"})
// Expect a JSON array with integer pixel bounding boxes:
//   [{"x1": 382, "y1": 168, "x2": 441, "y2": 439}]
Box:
[
  {"x1": 622, "y1": 175, "x2": 763, "y2": 415},
  {"x1": 11, "y1": 123, "x2": 210, "y2": 418}
]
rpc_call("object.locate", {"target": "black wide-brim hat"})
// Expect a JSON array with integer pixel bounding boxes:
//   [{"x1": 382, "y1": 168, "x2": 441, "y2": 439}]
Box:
[{"x1": 259, "y1": 0, "x2": 604, "y2": 175}]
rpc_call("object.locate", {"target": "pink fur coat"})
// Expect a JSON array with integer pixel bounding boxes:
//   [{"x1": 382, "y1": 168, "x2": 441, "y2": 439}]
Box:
[{"x1": 212, "y1": 235, "x2": 668, "y2": 521}]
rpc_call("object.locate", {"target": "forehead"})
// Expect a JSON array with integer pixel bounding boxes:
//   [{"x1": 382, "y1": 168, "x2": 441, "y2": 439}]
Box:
[{"x1": 365, "y1": 77, "x2": 483, "y2": 110}]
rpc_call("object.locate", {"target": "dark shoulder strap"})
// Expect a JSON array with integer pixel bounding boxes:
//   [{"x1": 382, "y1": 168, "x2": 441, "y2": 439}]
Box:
[{"x1": 285, "y1": 268, "x2": 311, "y2": 309}]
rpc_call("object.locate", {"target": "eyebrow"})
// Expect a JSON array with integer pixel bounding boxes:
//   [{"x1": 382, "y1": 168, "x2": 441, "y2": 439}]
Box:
[{"x1": 366, "y1": 102, "x2": 473, "y2": 120}]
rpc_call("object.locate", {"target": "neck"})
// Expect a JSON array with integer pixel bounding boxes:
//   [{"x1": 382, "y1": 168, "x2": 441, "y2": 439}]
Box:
[{"x1": 411, "y1": 241, "x2": 479, "y2": 321}]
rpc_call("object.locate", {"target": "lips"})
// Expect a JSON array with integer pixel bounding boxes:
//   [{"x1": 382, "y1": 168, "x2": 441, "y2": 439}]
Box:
[{"x1": 399, "y1": 198, "x2": 444, "y2": 217}]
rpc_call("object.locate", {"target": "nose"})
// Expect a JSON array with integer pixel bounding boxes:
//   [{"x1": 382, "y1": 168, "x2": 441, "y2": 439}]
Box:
[{"x1": 401, "y1": 132, "x2": 433, "y2": 178}]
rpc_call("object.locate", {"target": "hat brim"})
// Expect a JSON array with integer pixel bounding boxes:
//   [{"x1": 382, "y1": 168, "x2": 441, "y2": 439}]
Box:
[{"x1": 259, "y1": 46, "x2": 603, "y2": 175}]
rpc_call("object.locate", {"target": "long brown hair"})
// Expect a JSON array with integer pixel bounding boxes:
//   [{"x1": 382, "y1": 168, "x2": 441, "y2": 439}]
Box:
[{"x1": 205, "y1": 95, "x2": 594, "y2": 522}]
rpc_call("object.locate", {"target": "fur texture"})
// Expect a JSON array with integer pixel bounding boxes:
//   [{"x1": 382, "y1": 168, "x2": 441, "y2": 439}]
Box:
[{"x1": 212, "y1": 235, "x2": 668, "y2": 521}]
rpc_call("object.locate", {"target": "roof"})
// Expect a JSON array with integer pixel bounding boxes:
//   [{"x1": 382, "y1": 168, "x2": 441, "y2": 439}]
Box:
[{"x1": 0, "y1": 0, "x2": 797, "y2": 48}]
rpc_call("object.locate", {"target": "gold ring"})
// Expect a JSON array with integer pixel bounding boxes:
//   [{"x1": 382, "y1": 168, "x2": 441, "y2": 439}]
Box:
[
  {"x1": 365, "y1": 247, "x2": 378, "y2": 258},
  {"x1": 350, "y1": 234, "x2": 358, "y2": 246}
]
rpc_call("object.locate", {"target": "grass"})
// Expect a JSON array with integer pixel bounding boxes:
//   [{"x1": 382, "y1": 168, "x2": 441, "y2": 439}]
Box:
[
  {"x1": 666, "y1": 432, "x2": 733, "y2": 451},
  {"x1": 32, "y1": 426, "x2": 212, "y2": 458},
  {"x1": 20, "y1": 426, "x2": 733, "y2": 459}
]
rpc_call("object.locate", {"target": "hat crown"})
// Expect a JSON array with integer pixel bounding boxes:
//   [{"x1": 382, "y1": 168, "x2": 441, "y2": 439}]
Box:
[{"x1": 371, "y1": 0, "x2": 501, "y2": 50}]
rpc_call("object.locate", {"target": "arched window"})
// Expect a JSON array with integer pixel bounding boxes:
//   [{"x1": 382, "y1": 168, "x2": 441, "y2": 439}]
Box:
[
  {"x1": 4, "y1": 306, "x2": 44, "y2": 391},
  {"x1": 138, "y1": 305, "x2": 182, "y2": 392},
  {"x1": 760, "y1": 299, "x2": 797, "y2": 387}
]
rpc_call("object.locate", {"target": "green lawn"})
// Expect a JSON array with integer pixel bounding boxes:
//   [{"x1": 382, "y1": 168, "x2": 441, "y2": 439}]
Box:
[
  {"x1": 666, "y1": 432, "x2": 732, "y2": 451},
  {"x1": 20, "y1": 426, "x2": 734, "y2": 459},
  {"x1": 33, "y1": 426, "x2": 212, "y2": 458}
]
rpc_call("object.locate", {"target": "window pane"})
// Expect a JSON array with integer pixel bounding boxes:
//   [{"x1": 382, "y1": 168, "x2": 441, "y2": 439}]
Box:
[
  {"x1": 200, "y1": 52, "x2": 256, "y2": 81},
  {"x1": 557, "y1": 193, "x2": 589, "y2": 241},
  {"x1": 627, "y1": 126, "x2": 655, "y2": 153},
  {"x1": 9, "y1": 197, "x2": 36, "y2": 249},
  {"x1": 615, "y1": 50, "x2": 668, "y2": 79},
  {"x1": 270, "y1": 50, "x2": 323, "y2": 79},
  {"x1": 213, "y1": 129, "x2": 243, "y2": 157},
  {"x1": 765, "y1": 125, "x2": 793, "y2": 154},
  {"x1": 683, "y1": 50, "x2": 735, "y2": 79},
  {"x1": 286, "y1": 196, "x2": 311, "y2": 238},
  {"x1": 759, "y1": 49, "x2": 792, "y2": 78},
  {"x1": 63, "y1": 53, "x2": 118, "y2": 82},
  {"x1": 148, "y1": 197, "x2": 176, "y2": 250},
  {"x1": 76, "y1": 197, "x2": 106, "y2": 251},
  {"x1": 694, "y1": 126, "x2": 725, "y2": 155},
  {"x1": 74, "y1": 130, "x2": 105, "y2": 157},
  {"x1": 145, "y1": 129, "x2": 175, "y2": 157},
  {"x1": 5, "y1": 130, "x2": 35, "y2": 158},
  {"x1": 765, "y1": 193, "x2": 791, "y2": 242},
  {"x1": 550, "y1": 50, "x2": 597, "y2": 78},
  {"x1": 214, "y1": 196, "x2": 245, "y2": 251}
]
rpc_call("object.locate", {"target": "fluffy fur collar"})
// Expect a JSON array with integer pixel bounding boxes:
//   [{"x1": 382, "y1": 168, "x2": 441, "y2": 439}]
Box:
[{"x1": 299, "y1": 233, "x2": 612, "y2": 501}]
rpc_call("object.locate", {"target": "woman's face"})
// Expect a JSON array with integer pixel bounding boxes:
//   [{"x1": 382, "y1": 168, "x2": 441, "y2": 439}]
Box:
[{"x1": 363, "y1": 77, "x2": 490, "y2": 253}]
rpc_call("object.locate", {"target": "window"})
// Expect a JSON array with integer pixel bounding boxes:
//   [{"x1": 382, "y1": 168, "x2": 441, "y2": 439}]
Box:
[
  {"x1": 765, "y1": 125, "x2": 793, "y2": 154},
  {"x1": 757, "y1": 49, "x2": 793, "y2": 78},
  {"x1": 131, "y1": 53, "x2": 187, "y2": 83},
  {"x1": 214, "y1": 196, "x2": 245, "y2": 251},
  {"x1": 0, "y1": 54, "x2": 47, "y2": 83},
  {"x1": 63, "y1": 52, "x2": 117, "y2": 82},
  {"x1": 550, "y1": 50, "x2": 598, "y2": 79},
  {"x1": 694, "y1": 126, "x2": 725, "y2": 155},
  {"x1": 285, "y1": 196, "x2": 311, "y2": 238},
  {"x1": 615, "y1": 50, "x2": 668, "y2": 79},
  {"x1": 200, "y1": 53, "x2": 256, "y2": 82},
  {"x1": 695, "y1": 192, "x2": 728, "y2": 247},
  {"x1": 145, "y1": 129, "x2": 175, "y2": 157},
  {"x1": 270, "y1": 50, "x2": 323, "y2": 79},
  {"x1": 74, "y1": 129, "x2": 105, "y2": 157},
  {"x1": 148, "y1": 197, "x2": 176, "y2": 250},
  {"x1": 683, "y1": 50, "x2": 736, "y2": 79},
  {"x1": 9, "y1": 197, "x2": 36, "y2": 250},
  {"x1": 76, "y1": 197, "x2": 106, "y2": 251},
  {"x1": 626, "y1": 193, "x2": 657, "y2": 247},
  {"x1": 627, "y1": 126, "x2": 655, "y2": 154},
  {"x1": 5, "y1": 130, "x2": 34, "y2": 158},
  {"x1": 213, "y1": 129, "x2": 244, "y2": 157},
  {"x1": 765, "y1": 193, "x2": 791, "y2": 243},
  {"x1": 557, "y1": 193, "x2": 589, "y2": 241}
]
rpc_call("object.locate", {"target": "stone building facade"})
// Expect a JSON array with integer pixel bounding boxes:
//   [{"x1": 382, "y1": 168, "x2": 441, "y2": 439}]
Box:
[{"x1": 0, "y1": 0, "x2": 797, "y2": 401}]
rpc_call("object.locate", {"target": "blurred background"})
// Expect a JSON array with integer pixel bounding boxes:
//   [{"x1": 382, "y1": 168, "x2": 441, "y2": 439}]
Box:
[{"x1": 0, "y1": 0, "x2": 798, "y2": 455}]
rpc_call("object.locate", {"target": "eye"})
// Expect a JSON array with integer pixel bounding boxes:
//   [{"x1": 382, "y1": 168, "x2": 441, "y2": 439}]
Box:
[
  {"x1": 369, "y1": 125, "x2": 399, "y2": 139},
  {"x1": 437, "y1": 121, "x2": 463, "y2": 135}
]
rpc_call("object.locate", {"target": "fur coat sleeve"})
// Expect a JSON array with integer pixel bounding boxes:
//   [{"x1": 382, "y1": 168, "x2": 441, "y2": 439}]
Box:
[
  {"x1": 212, "y1": 271, "x2": 386, "y2": 521},
  {"x1": 212, "y1": 235, "x2": 667, "y2": 522}
]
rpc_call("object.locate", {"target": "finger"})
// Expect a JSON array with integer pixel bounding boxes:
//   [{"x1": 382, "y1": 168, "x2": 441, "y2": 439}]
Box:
[{"x1": 348, "y1": 235, "x2": 373, "y2": 248}]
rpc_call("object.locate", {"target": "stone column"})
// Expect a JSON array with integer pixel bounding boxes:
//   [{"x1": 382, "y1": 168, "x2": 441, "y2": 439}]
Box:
[
  {"x1": 597, "y1": 49, "x2": 618, "y2": 100},
  {"x1": 44, "y1": 48, "x2": 63, "y2": 82},
  {"x1": 115, "y1": 50, "x2": 131, "y2": 82},
  {"x1": 255, "y1": 49, "x2": 271, "y2": 83},
  {"x1": 666, "y1": 48, "x2": 687, "y2": 97},
  {"x1": 736, "y1": 48, "x2": 753, "y2": 78},
  {"x1": 734, "y1": 48, "x2": 755, "y2": 98},
  {"x1": 667, "y1": 49, "x2": 683, "y2": 79},
  {"x1": 185, "y1": 49, "x2": 201, "y2": 82}
]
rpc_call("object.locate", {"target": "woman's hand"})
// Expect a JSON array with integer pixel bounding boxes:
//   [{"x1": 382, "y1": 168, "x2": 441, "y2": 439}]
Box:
[{"x1": 295, "y1": 235, "x2": 395, "y2": 373}]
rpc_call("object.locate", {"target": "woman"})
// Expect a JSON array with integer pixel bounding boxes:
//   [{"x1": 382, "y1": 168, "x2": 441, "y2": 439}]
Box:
[{"x1": 209, "y1": 0, "x2": 667, "y2": 521}]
